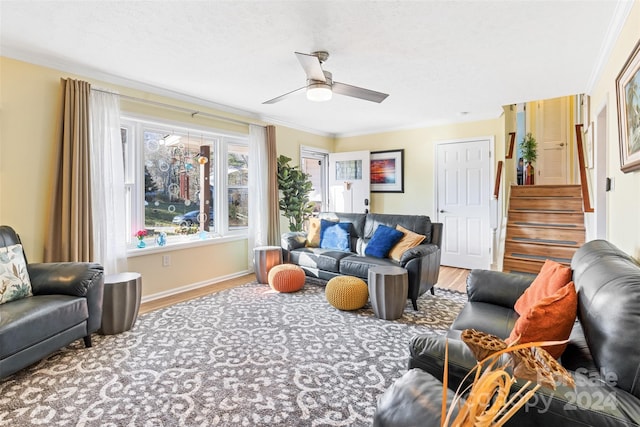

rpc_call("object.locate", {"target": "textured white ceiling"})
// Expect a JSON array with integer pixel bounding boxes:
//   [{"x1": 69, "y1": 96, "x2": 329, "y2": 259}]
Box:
[{"x1": 0, "y1": 1, "x2": 632, "y2": 136}]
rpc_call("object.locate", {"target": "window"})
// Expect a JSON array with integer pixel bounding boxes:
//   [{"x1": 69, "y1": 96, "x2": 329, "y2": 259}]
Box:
[{"x1": 122, "y1": 116, "x2": 249, "y2": 247}]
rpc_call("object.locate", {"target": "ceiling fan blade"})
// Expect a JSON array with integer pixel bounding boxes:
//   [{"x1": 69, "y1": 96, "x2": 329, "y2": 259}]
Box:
[
  {"x1": 262, "y1": 86, "x2": 306, "y2": 104},
  {"x1": 295, "y1": 52, "x2": 326, "y2": 82},
  {"x1": 332, "y1": 82, "x2": 389, "y2": 103}
]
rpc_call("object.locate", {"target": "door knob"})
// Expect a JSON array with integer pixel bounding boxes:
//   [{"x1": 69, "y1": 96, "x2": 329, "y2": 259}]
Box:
[{"x1": 439, "y1": 210, "x2": 446, "y2": 213}]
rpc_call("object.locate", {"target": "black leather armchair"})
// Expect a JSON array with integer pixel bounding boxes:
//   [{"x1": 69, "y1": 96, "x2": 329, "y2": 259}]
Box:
[
  {"x1": 376, "y1": 240, "x2": 640, "y2": 426},
  {"x1": 0, "y1": 226, "x2": 104, "y2": 379}
]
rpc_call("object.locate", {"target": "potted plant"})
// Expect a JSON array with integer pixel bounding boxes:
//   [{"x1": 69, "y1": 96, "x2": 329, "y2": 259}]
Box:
[
  {"x1": 520, "y1": 132, "x2": 538, "y2": 185},
  {"x1": 276, "y1": 155, "x2": 315, "y2": 232}
]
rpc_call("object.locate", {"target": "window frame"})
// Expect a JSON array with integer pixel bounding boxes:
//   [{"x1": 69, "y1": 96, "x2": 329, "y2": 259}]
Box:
[{"x1": 121, "y1": 114, "x2": 249, "y2": 252}]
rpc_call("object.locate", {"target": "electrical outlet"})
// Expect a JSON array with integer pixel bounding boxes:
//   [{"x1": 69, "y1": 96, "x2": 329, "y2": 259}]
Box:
[{"x1": 162, "y1": 255, "x2": 171, "y2": 267}]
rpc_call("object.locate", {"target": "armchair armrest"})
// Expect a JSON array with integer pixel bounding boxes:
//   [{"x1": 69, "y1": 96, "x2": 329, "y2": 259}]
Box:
[
  {"x1": 28, "y1": 262, "x2": 105, "y2": 336},
  {"x1": 28, "y1": 262, "x2": 104, "y2": 297},
  {"x1": 281, "y1": 232, "x2": 307, "y2": 252},
  {"x1": 466, "y1": 269, "x2": 533, "y2": 308}
]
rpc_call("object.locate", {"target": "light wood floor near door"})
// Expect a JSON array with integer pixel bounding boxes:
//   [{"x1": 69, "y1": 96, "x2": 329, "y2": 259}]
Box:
[{"x1": 139, "y1": 266, "x2": 470, "y2": 315}]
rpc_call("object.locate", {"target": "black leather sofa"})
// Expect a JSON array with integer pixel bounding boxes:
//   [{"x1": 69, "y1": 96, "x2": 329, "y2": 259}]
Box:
[
  {"x1": 281, "y1": 212, "x2": 442, "y2": 309},
  {"x1": 0, "y1": 226, "x2": 104, "y2": 379},
  {"x1": 375, "y1": 239, "x2": 640, "y2": 426}
]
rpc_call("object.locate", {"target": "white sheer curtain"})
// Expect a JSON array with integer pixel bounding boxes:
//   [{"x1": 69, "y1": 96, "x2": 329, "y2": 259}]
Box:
[
  {"x1": 248, "y1": 124, "x2": 269, "y2": 271},
  {"x1": 89, "y1": 89, "x2": 127, "y2": 275}
]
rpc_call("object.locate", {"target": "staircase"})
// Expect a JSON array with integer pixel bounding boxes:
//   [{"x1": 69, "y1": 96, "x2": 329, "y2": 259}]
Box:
[{"x1": 503, "y1": 185, "x2": 585, "y2": 274}]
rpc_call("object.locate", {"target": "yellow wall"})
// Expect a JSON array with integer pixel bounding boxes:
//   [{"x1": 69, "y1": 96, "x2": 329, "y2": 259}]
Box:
[
  {"x1": 0, "y1": 57, "x2": 333, "y2": 299},
  {"x1": 589, "y1": 1, "x2": 640, "y2": 258},
  {"x1": 2, "y1": 0, "x2": 639, "y2": 299},
  {"x1": 335, "y1": 118, "x2": 505, "y2": 217}
]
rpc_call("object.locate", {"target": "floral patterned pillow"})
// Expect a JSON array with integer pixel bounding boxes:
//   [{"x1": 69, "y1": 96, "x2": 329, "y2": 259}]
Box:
[{"x1": 0, "y1": 243, "x2": 33, "y2": 304}]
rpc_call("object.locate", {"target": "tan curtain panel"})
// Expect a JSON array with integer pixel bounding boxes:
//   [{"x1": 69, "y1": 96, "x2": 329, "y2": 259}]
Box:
[
  {"x1": 44, "y1": 78, "x2": 93, "y2": 262},
  {"x1": 266, "y1": 125, "x2": 280, "y2": 245}
]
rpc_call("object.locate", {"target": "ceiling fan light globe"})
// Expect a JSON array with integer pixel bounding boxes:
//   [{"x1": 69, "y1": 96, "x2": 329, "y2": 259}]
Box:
[{"x1": 306, "y1": 84, "x2": 332, "y2": 102}]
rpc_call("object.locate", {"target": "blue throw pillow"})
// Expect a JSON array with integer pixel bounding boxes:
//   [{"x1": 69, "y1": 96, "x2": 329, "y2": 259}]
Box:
[
  {"x1": 365, "y1": 224, "x2": 404, "y2": 258},
  {"x1": 319, "y1": 220, "x2": 351, "y2": 251}
]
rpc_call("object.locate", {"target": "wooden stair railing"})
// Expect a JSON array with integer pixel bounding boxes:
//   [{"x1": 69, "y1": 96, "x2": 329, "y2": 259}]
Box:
[
  {"x1": 575, "y1": 124, "x2": 594, "y2": 213},
  {"x1": 506, "y1": 132, "x2": 515, "y2": 159},
  {"x1": 494, "y1": 161, "x2": 503, "y2": 199}
]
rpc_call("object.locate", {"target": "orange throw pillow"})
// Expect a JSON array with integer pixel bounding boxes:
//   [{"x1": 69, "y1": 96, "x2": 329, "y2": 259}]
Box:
[
  {"x1": 506, "y1": 281, "x2": 577, "y2": 359},
  {"x1": 389, "y1": 225, "x2": 426, "y2": 262},
  {"x1": 514, "y1": 259, "x2": 572, "y2": 316}
]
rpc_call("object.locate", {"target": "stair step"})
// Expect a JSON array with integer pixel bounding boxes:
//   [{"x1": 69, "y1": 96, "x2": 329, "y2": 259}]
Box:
[
  {"x1": 503, "y1": 257, "x2": 549, "y2": 274},
  {"x1": 505, "y1": 241, "x2": 578, "y2": 261},
  {"x1": 510, "y1": 221, "x2": 584, "y2": 229},
  {"x1": 510, "y1": 185, "x2": 582, "y2": 198},
  {"x1": 510, "y1": 253, "x2": 572, "y2": 263},
  {"x1": 510, "y1": 197, "x2": 584, "y2": 212},
  {"x1": 506, "y1": 227, "x2": 585, "y2": 246},
  {"x1": 508, "y1": 211, "x2": 585, "y2": 225}
]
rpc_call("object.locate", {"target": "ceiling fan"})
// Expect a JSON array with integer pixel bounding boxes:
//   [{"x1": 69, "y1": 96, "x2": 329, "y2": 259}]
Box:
[{"x1": 263, "y1": 51, "x2": 389, "y2": 104}]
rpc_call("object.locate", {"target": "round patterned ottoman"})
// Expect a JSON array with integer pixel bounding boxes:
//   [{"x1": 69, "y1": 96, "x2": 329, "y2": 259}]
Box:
[
  {"x1": 267, "y1": 264, "x2": 306, "y2": 293},
  {"x1": 325, "y1": 276, "x2": 369, "y2": 311}
]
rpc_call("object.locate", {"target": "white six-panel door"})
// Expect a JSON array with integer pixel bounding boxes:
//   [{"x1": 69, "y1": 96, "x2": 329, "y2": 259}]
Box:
[{"x1": 436, "y1": 138, "x2": 492, "y2": 269}]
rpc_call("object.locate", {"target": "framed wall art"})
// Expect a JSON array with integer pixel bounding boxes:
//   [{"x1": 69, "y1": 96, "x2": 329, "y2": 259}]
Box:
[
  {"x1": 370, "y1": 149, "x2": 404, "y2": 193},
  {"x1": 616, "y1": 39, "x2": 640, "y2": 173}
]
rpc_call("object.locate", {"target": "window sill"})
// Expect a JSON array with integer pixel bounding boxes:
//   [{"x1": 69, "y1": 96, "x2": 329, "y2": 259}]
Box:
[{"x1": 127, "y1": 233, "x2": 248, "y2": 257}]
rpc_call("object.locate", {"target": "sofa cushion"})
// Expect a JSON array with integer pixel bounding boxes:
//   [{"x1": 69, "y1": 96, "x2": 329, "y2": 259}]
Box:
[
  {"x1": 0, "y1": 243, "x2": 33, "y2": 304},
  {"x1": 389, "y1": 225, "x2": 426, "y2": 262},
  {"x1": 319, "y1": 220, "x2": 351, "y2": 251},
  {"x1": 450, "y1": 301, "x2": 519, "y2": 340},
  {"x1": 506, "y1": 281, "x2": 578, "y2": 359},
  {"x1": 0, "y1": 294, "x2": 88, "y2": 359},
  {"x1": 364, "y1": 224, "x2": 403, "y2": 258},
  {"x1": 339, "y1": 254, "x2": 399, "y2": 279},
  {"x1": 365, "y1": 213, "x2": 432, "y2": 243},
  {"x1": 514, "y1": 259, "x2": 571, "y2": 315},
  {"x1": 289, "y1": 248, "x2": 353, "y2": 274}
]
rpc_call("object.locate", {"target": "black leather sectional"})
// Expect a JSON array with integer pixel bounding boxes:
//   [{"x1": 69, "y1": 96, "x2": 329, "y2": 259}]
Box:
[{"x1": 281, "y1": 212, "x2": 443, "y2": 310}]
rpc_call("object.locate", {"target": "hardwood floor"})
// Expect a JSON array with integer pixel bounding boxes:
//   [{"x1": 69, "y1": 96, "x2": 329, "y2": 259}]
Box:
[
  {"x1": 435, "y1": 266, "x2": 469, "y2": 293},
  {"x1": 139, "y1": 266, "x2": 470, "y2": 315}
]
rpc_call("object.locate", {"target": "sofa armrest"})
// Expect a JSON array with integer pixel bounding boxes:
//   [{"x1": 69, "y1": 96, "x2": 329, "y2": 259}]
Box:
[
  {"x1": 399, "y1": 243, "x2": 439, "y2": 265},
  {"x1": 281, "y1": 232, "x2": 307, "y2": 252},
  {"x1": 28, "y1": 262, "x2": 104, "y2": 297},
  {"x1": 466, "y1": 269, "x2": 533, "y2": 308}
]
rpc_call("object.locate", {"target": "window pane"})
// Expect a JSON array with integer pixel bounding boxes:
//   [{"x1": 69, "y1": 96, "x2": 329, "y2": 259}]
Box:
[
  {"x1": 228, "y1": 143, "x2": 248, "y2": 228},
  {"x1": 143, "y1": 130, "x2": 214, "y2": 237}
]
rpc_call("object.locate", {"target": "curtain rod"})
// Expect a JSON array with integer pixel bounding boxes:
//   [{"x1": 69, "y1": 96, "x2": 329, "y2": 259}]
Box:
[{"x1": 91, "y1": 88, "x2": 263, "y2": 128}]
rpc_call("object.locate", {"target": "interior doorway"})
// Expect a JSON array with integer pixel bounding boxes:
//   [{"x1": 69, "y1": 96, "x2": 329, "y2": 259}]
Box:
[{"x1": 300, "y1": 146, "x2": 328, "y2": 214}]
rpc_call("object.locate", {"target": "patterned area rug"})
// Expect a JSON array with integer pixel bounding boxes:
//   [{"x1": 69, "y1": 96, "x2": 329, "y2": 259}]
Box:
[{"x1": 0, "y1": 279, "x2": 465, "y2": 426}]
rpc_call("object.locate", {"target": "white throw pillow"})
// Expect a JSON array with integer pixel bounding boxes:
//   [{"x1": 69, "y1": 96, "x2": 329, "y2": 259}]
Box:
[{"x1": 0, "y1": 243, "x2": 33, "y2": 304}]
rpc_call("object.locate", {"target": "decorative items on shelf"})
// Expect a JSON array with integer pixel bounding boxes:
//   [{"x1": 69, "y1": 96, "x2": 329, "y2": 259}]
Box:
[
  {"x1": 519, "y1": 132, "x2": 538, "y2": 185},
  {"x1": 135, "y1": 229, "x2": 147, "y2": 248},
  {"x1": 155, "y1": 231, "x2": 167, "y2": 247}
]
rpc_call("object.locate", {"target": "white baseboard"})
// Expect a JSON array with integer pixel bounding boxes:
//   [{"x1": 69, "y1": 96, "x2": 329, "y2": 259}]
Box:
[{"x1": 140, "y1": 270, "x2": 251, "y2": 304}]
